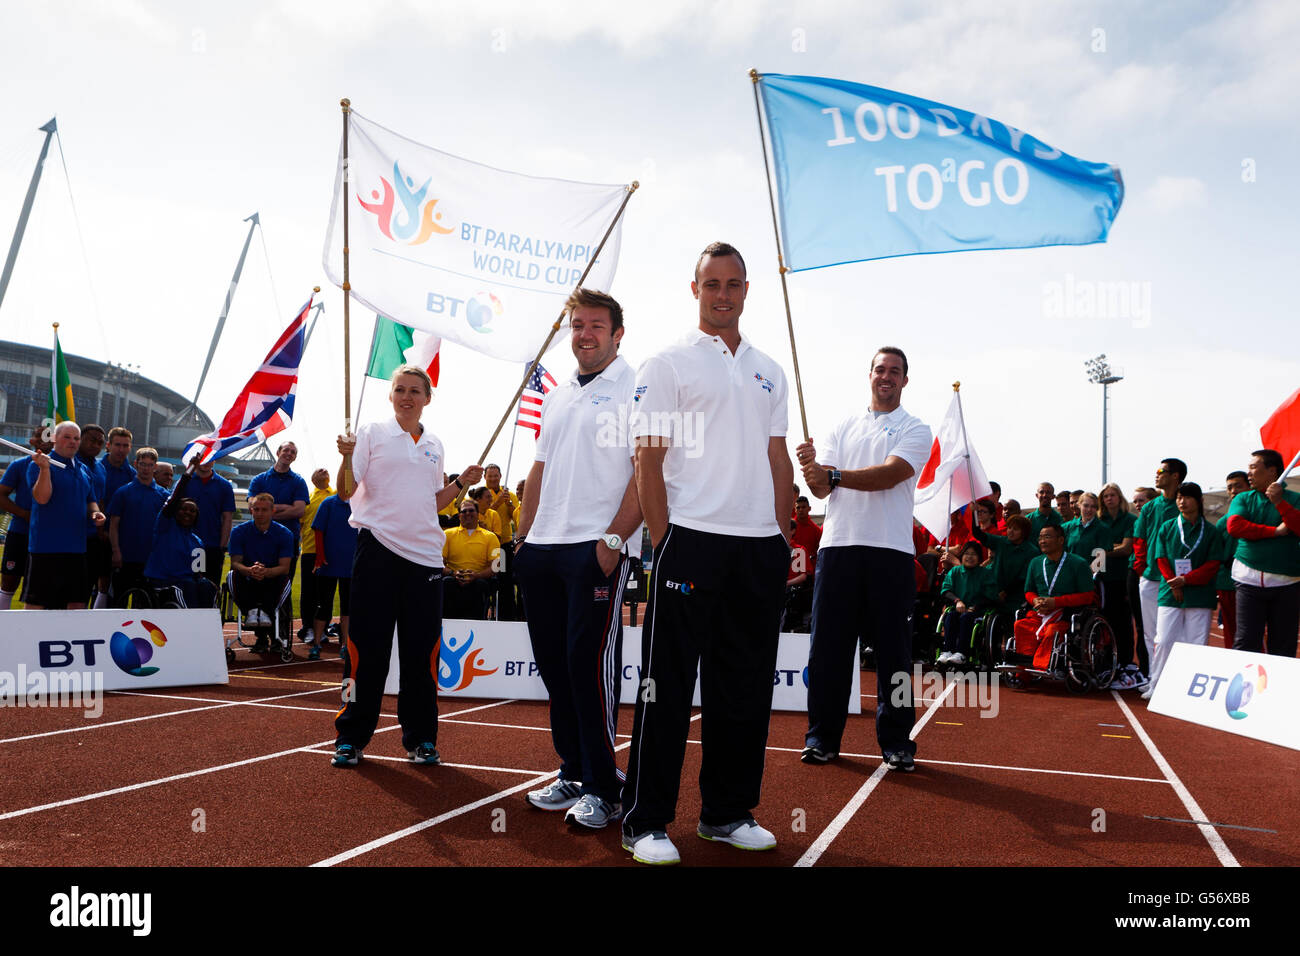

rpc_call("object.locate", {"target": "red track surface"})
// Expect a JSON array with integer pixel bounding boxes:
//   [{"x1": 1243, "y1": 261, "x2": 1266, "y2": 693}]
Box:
[{"x1": 2, "y1": 622, "x2": 1297, "y2": 870}]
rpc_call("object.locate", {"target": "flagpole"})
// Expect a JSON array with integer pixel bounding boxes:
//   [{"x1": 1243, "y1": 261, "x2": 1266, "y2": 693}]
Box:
[
  {"x1": 750, "y1": 68, "x2": 810, "y2": 441},
  {"x1": 476, "y1": 180, "x2": 639, "y2": 465},
  {"x1": 953, "y1": 381, "x2": 980, "y2": 522},
  {"x1": 1283, "y1": 448, "x2": 1300, "y2": 481},
  {"x1": 49, "y1": 322, "x2": 58, "y2": 424},
  {"x1": 340, "y1": 99, "x2": 354, "y2": 439},
  {"x1": 503, "y1": 419, "x2": 520, "y2": 488},
  {"x1": 353, "y1": 315, "x2": 381, "y2": 426}
]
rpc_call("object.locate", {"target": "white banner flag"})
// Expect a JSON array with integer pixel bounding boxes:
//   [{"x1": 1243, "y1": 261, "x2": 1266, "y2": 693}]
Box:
[
  {"x1": 323, "y1": 110, "x2": 629, "y2": 363},
  {"x1": 913, "y1": 391, "x2": 992, "y2": 541}
]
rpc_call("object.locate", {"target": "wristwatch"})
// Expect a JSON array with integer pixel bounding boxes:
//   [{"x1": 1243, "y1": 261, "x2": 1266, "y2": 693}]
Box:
[
  {"x1": 827, "y1": 469, "x2": 842, "y2": 490},
  {"x1": 601, "y1": 533, "x2": 624, "y2": 551}
]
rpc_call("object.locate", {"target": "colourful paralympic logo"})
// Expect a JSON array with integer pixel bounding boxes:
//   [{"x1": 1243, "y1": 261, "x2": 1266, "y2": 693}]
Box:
[
  {"x1": 109, "y1": 620, "x2": 167, "y2": 677},
  {"x1": 358, "y1": 161, "x2": 455, "y2": 245},
  {"x1": 438, "y1": 629, "x2": 499, "y2": 691},
  {"x1": 1224, "y1": 662, "x2": 1267, "y2": 720}
]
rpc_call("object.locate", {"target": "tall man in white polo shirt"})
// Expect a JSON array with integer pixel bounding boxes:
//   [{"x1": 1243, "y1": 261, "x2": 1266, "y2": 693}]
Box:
[
  {"x1": 331, "y1": 365, "x2": 483, "y2": 768},
  {"x1": 797, "y1": 347, "x2": 932, "y2": 771},
  {"x1": 515, "y1": 287, "x2": 643, "y2": 831},
  {"x1": 620, "y1": 242, "x2": 794, "y2": 866}
]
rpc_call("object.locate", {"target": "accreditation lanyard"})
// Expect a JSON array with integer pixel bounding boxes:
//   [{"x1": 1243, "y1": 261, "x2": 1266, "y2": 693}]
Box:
[
  {"x1": 1177, "y1": 517, "x2": 1205, "y2": 559},
  {"x1": 1040, "y1": 555, "x2": 1065, "y2": 596}
]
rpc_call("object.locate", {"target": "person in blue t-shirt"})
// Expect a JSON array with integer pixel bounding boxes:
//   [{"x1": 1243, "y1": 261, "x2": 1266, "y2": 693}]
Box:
[
  {"x1": 228, "y1": 492, "x2": 295, "y2": 650},
  {"x1": 26, "y1": 422, "x2": 106, "y2": 610},
  {"x1": 248, "y1": 441, "x2": 309, "y2": 624},
  {"x1": 189, "y1": 456, "x2": 237, "y2": 587},
  {"x1": 0, "y1": 424, "x2": 52, "y2": 608},
  {"x1": 108, "y1": 447, "x2": 168, "y2": 606},
  {"x1": 76, "y1": 424, "x2": 110, "y2": 606},
  {"x1": 308, "y1": 492, "x2": 357, "y2": 660},
  {"x1": 144, "y1": 455, "x2": 217, "y2": 609}
]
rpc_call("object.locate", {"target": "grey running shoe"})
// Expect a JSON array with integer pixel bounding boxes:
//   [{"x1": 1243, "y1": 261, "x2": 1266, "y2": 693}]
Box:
[
  {"x1": 525, "y1": 778, "x2": 582, "y2": 811},
  {"x1": 407, "y1": 743, "x2": 441, "y2": 765},
  {"x1": 564, "y1": 793, "x2": 622, "y2": 829},
  {"x1": 696, "y1": 817, "x2": 777, "y2": 850}
]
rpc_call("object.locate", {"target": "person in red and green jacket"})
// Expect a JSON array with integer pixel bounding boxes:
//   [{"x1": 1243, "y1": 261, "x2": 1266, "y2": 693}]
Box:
[
  {"x1": 937, "y1": 540, "x2": 997, "y2": 664},
  {"x1": 1215, "y1": 470, "x2": 1249, "y2": 644},
  {"x1": 1011, "y1": 524, "x2": 1096, "y2": 671},
  {"x1": 1145, "y1": 483, "x2": 1223, "y2": 697},
  {"x1": 973, "y1": 513, "x2": 1036, "y2": 614},
  {"x1": 1099, "y1": 482, "x2": 1139, "y2": 684},
  {"x1": 1225, "y1": 449, "x2": 1300, "y2": 658},
  {"x1": 1131, "y1": 458, "x2": 1187, "y2": 677}
]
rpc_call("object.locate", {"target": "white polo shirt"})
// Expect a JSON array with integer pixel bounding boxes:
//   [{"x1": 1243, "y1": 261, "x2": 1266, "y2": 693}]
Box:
[
  {"x1": 818, "y1": 406, "x2": 932, "y2": 554},
  {"x1": 528, "y1": 354, "x2": 638, "y2": 546},
  {"x1": 347, "y1": 417, "x2": 446, "y2": 568},
  {"x1": 630, "y1": 330, "x2": 788, "y2": 538}
]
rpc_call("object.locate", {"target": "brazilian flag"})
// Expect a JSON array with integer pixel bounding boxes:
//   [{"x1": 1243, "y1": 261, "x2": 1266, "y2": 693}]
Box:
[{"x1": 48, "y1": 325, "x2": 75, "y2": 423}]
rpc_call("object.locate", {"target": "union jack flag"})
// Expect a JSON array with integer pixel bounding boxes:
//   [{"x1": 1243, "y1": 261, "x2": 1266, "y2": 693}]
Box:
[
  {"x1": 183, "y1": 295, "x2": 312, "y2": 465},
  {"x1": 516, "y1": 361, "x2": 557, "y2": 439}
]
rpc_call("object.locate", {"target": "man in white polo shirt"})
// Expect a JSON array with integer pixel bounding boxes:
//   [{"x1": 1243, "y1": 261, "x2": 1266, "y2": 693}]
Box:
[
  {"x1": 331, "y1": 365, "x2": 483, "y2": 768},
  {"x1": 620, "y1": 241, "x2": 794, "y2": 866},
  {"x1": 515, "y1": 287, "x2": 643, "y2": 832},
  {"x1": 797, "y1": 347, "x2": 932, "y2": 772}
]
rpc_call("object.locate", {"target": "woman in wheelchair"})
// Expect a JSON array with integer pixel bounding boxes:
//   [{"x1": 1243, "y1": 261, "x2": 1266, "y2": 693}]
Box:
[
  {"x1": 142, "y1": 457, "x2": 217, "y2": 609},
  {"x1": 937, "y1": 541, "x2": 996, "y2": 664},
  {"x1": 1010, "y1": 524, "x2": 1096, "y2": 671}
]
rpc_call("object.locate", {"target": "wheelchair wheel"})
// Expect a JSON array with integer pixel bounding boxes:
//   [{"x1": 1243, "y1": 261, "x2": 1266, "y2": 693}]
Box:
[
  {"x1": 120, "y1": 587, "x2": 155, "y2": 610},
  {"x1": 1082, "y1": 614, "x2": 1118, "y2": 689},
  {"x1": 225, "y1": 647, "x2": 236, "y2": 665},
  {"x1": 977, "y1": 613, "x2": 1004, "y2": 673}
]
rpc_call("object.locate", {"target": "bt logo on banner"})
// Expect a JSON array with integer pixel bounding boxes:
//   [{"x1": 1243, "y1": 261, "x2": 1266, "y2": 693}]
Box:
[
  {"x1": 40, "y1": 620, "x2": 168, "y2": 677},
  {"x1": 1187, "y1": 662, "x2": 1267, "y2": 721}
]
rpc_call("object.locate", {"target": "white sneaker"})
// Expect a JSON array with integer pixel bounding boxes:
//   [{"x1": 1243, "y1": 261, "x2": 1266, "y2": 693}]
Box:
[
  {"x1": 949, "y1": 652, "x2": 966, "y2": 665},
  {"x1": 1140, "y1": 688, "x2": 1153, "y2": 700},
  {"x1": 937, "y1": 651, "x2": 954, "y2": 663},
  {"x1": 622, "y1": 830, "x2": 680, "y2": 865},
  {"x1": 696, "y1": 817, "x2": 777, "y2": 851},
  {"x1": 245, "y1": 609, "x2": 266, "y2": 627}
]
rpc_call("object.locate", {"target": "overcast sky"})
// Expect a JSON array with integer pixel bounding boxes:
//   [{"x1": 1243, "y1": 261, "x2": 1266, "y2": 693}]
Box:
[{"x1": 1, "y1": 0, "x2": 1295, "y2": 503}]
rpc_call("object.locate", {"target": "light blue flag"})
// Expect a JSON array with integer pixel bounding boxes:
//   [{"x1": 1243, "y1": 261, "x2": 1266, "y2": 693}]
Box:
[{"x1": 757, "y1": 73, "x2": 1124, "y2": 271}]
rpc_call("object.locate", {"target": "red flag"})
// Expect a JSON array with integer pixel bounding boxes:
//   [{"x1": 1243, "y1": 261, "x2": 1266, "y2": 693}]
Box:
[
  {"x1": 1260, "y1": 387, "x2": 1300, "y2": 466},
  {"x1": 916, "y1": 437, "x2": 941, "y2": 490}
]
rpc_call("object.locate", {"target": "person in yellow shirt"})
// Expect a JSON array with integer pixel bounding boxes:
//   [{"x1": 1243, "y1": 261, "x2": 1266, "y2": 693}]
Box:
[
  {"x1": 442, "y1": 499, "x2": 500, "y2": 619},
  {"x1": 300, "y1": 467, "x2": 334, "y2": 643},
  {"x1": 483, "y1": 463, "x2": 520, "y2": 619},
  {"x1": 466, "y1": 486, "x2": 505, "y2": 539}
]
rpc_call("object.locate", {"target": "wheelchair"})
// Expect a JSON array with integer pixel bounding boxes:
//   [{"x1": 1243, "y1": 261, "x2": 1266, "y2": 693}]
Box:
[
  {"x1": 220, "y1": 570, "x2": 295, "y2": 665},
  {"x1": 116, "y1": 578, "x2": 220, "y2": 612},
  {"x1": 933, "y1": 604, "x2": 1012, "y2": 673},
  {"x1": 995, "y1": 600, "x2": 1118, "y2": 693}
]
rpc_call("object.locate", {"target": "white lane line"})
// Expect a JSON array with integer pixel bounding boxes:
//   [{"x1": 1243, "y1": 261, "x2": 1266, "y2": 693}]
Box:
[
  {"x1": 311, "y1": 771, "x2": 557, "y2": 867},
  {"x1": 0, "y1": 698, "x2": 520, "y2": 819},
  {"x1": 796, "y1": 678, "x2": 958, "y2": 868},
  {"x1": 0, "y1": 687, "x2": 337, "y2": 744},
  {"x1": 1111, "y1": 691, "x2": 1239, "y2": 867},
  {"x1": 310, "y1": 705, "x2": 686, "y2": 866},
  {"x1": 440, "y1": 718, "x2": 551, "y2": 733}
]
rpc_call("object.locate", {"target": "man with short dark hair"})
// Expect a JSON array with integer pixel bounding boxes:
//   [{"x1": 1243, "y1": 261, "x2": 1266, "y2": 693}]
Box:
[
  {"x1": 442, "y1": 499, "x2": 500, "y2": 620},
  {"x1": 0, "y1": 425, "x2": 52, "y2": 608},
  {"x1": 798, "y1": 347, "x2": 933, "y2": 771},
  {"x1": 1225, "y1": 450, "x2": 1300, "y2": 658},
  {"x1": 621, "y1": 241, "x2": 793, "y2": 865},
  {"x1": 248, "y1": 441, "x2": 309, "y2": 624},
  {"x1": 515, "y1": 285, "x2": 641, "y2": 831},
  {"x1": 229, "y1": 491, "x2": 295, "y2": 650},
  {"x1": 1216, "y1": 470, "x2": 1250, "y2": 644},
  {"x1": 1132, "y1": 457, "x2": 1188, "y2": 673},
  {"x1": 107, "y1": 447, "x2": 168, "y2": 606},
  {"x1": 1028, "y1": 483, "x2": 1063, "y2": 538},
  {"x1": 189, "y1": 456, "x2": 236, "y2": 587},
  {"x1": 76, "y1": 424, "x2": 109, "y2": 605}
]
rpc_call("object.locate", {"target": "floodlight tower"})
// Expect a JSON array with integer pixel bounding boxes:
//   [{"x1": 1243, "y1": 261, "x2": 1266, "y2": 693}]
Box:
[{"x1": 1085, "y1": 354, "x2": 1123, "y2": 485}]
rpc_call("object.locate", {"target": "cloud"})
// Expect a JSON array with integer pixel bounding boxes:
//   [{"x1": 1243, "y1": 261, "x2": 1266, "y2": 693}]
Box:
[{"x1": 1141, "y1": 175, "x2": 1209, "y2": 212}]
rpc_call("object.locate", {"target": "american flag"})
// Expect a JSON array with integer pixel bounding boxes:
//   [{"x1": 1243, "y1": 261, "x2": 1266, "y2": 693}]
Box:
[{"x1": 516, "y1": 362, "x2": 557, "y2": 438}]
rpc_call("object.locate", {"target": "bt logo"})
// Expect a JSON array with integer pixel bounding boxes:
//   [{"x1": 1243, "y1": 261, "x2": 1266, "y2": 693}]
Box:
[{"x1": 38, "y1": 620, "x2": 168, "y2": 676}]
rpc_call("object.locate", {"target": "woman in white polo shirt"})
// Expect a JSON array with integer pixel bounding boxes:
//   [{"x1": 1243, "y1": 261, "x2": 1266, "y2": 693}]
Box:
[{"x1": 330, "y1": 365, "x2": 483, "y2": 768}]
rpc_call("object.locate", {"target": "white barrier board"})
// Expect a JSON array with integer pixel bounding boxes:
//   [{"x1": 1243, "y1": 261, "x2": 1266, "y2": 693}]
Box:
[
  {"x1": 1147, "y1": 642, "x2": 1299, "y2": 751},
  {"x1": 382, "y1": 619, "x2": 857, "y2": 714},
  {"x1": 0, "y1": 609, "x2": 228, "y2": 697}
]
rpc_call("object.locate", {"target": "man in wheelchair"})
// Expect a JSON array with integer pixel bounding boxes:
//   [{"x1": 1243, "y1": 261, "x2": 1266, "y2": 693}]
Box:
[
  {"x1": 228, "y1": 492, "x2": 295, "y2": 651},
  {"x1": 142, "y1": 455, "x2": 218, "y2": 609},
  {"x1": 1009, "y1": 524, "x2": 1096, "y2": 672}
]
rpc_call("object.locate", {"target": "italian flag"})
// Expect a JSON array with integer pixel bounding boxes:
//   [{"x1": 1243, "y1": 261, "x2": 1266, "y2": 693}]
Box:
[
  {"x1": 366, "y1": 315, "x2": 440, "y2": 386},
  {"x1": 48, "y1": 325, "x2": 75, "y2": 423}
]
